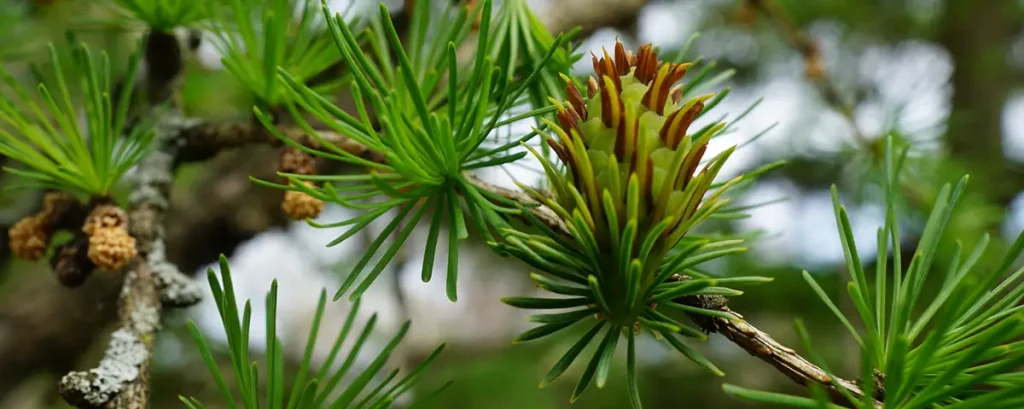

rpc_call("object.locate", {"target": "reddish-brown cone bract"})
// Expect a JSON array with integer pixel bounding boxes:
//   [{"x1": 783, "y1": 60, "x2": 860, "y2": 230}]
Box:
[{"x1": 546, "y1": 40, "x2": 709, "y2": 227}]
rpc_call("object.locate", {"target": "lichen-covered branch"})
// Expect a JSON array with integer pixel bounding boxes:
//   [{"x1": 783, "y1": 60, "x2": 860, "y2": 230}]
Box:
[
  {"x1": 57, "y1": 258, "x2": 160, "y2": 409},
  {"x1": 57, "y1": 115, "x2": 202, "y2": 408},
  {"x1": 131, "y1": 116, "x2": 206, "y2": 308}
]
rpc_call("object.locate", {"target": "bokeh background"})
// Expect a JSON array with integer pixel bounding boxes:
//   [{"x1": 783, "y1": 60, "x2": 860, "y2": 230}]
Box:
[{"x1": 1, "y1": 0, "x2": 1022, "y2": 408}]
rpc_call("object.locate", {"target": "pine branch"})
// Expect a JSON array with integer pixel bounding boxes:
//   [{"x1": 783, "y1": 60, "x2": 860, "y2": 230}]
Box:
[
  {"x1": 490, "y1": 171, "x2": 882, "y2": 407},
  {"x1": 10, "y1": 3, "x2": 666, "y2": 402},
  {"x1": 173, "y1": 119, "x2": 375, "y2": 165},
  {"x1": 57, "y1": 115, "x2": 203, "y2": 409},
  {"x1": 42, "y1": 3, "x2": 887, "y2": 405},
  {"x1": 704, "y1": 313, "x2": 882, "y2": 408},
  {"x1": 197, "y1": 126, "x2": 880, "y2": 407},
  {"x1": 57, "y1": 33, "x2": 202, "y2": 409},
  {"x1": 670, "y1": 277, "x2": 882, "y2": 409}
]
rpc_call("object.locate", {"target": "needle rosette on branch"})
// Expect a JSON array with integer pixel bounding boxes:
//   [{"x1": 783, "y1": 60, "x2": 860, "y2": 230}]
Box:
[{"x1": 498, "y1": 40, "x2": 773, "y2": 406}]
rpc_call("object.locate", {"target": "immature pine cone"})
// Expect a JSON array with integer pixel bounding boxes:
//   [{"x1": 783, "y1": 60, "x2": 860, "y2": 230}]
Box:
[
  {"x1": 282, "y1": 181, "x2": 324, "y2": 220},
  {"x1": 83, "y1": 205, "x2": 137, "y2": 270}
]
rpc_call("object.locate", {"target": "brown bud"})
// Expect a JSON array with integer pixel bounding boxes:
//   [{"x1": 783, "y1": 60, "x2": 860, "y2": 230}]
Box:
[
  {"x1": 82, "y1": 205, "x2": 129, "y2": 236},
  {"x1": 804, "y1": 54, "x2": 826, "y2": 81},
  {"x1": 278, "y1": 146, "x2": 317, "y2": 175},
  {"x1": 734, "y1": 4, "x2": 758, "y2": 26},
  {"x1": 282, "y1": 181, "x2": 324, "y2": 220},
  {"x1": 465, "y1": 0, "x2": 481, "y2": 29},
  {"x1": 52, "y1": 234, "x2": 93, "y2": 288},
  {"x1": 41, "y1": 192, "x2": 77, "y2": 218},
  {"x1": 9, "y1": 215, "x2": 49, "y2": 261},
  {"x1": 8, "y1": 192, "x2": 84, "y2": 261}
]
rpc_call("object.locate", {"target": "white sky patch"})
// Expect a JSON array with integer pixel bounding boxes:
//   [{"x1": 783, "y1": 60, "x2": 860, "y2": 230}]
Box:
[
  {"x1": 637, "y1": 2, "x2": 704, "y2": 48},
  {"x1": 736, "y1": 181, "x2": 885, "y2": 269},
  {"x1": 1002, "y1": 93, "x2": 1024, "y2": 162}
]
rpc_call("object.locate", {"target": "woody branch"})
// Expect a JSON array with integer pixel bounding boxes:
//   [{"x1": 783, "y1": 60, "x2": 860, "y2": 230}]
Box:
[{"x1": 56, "y1": 31, "x2": 202, "y2": 409}]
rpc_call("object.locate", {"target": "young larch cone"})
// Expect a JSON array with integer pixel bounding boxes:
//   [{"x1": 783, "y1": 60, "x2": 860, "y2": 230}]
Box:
[
  {"x1": 82, "y1": 204, "x2": 137, "y2": 271},
  {"x1": 8, "y1": 192, "x2": 80, "y2": 260},
  {"x1": 540, "y1": 39, "x2": 733, "y2": 258},
  {"x1": 282, "y1": 181, "x2": 324, "y2": 220}
]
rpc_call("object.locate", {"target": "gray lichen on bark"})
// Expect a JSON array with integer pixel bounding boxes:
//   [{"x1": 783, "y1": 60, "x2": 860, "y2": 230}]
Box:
[
  {"x1": 57, "y1": 328, "x2": 147, "y2": 407},
  {"x1": 58, "y1": 114, "x2": 203, "y2": 408}
]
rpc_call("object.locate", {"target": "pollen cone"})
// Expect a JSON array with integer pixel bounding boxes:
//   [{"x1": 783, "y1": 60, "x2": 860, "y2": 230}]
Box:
[{"x1": 83, "y1": 204, "x2": 137, "y2": 271}]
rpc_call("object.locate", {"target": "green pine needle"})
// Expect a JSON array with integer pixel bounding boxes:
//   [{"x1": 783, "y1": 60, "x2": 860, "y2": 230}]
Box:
[
  {"x1": 0, "y1": 39, "x2": 155, "y2": 198},
  {"x1": 250, "y1": 0, "x2": 571, "y2": 302},
  {"x1": 727, "y1": 134, "x2": 1024, "y2": 409},
  {"x1": 113, "y1": 0, "x2": 211, "y2": 31},
  {"x1": 181, "y1": 255, "x2": 446, "y2": 409},
  {"x1": 208, "y1": 0, "x2": 351, "y2": 108}
]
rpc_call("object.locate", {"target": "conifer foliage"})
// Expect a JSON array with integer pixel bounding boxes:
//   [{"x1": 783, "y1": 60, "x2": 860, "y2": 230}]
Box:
[{"x1": 0, "y1": 0, "x2": 1021, "y2": 408}]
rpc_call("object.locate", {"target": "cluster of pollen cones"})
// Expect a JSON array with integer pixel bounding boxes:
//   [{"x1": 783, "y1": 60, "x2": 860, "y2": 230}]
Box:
[{"x1": 8, "y1": 193, "x2": 137, "y2": 287}]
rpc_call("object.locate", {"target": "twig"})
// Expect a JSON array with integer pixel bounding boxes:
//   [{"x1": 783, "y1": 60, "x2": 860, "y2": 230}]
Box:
[
  {"x1": 189, "y1": 120, "x2": 879, "y2": 407},
  {"x1": 744, "y1": 0, "x2": 870, "y2": 148},
  {"x1": 490, "y1": 172, "x2": 880, "y2": 407},
  {"x1": 540, "y1": 0, "x2": 649, "y2": 39},
  {"x1": 746, "y1": 0, "x2": 943, "y2": 258},
  {"x1": 704, "y1": 308, "x2": 879, "y2": 408},
  {"x1": 173, "y1": 119, "x2": 372, "y2": 166},
  {"x1": 57, "y1": 115, "x2": 203, "y2": 408},
  {"x1": 671, "y1": 276, "x2": 880, "y2": 408}
]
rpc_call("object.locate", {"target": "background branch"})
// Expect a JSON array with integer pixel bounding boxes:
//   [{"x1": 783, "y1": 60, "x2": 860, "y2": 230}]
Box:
[
  {"x1": 540, "y1": 0, "x2": 649, "y2": 38},
  {"x1": 744, "y1": 0, "x2": 868, "y2": 146}
]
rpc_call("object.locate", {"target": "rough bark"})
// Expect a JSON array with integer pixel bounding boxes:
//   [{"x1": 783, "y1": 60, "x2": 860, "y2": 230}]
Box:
[{"x1": 57, "y1": 117, "x2": 202, "y2": 408}]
